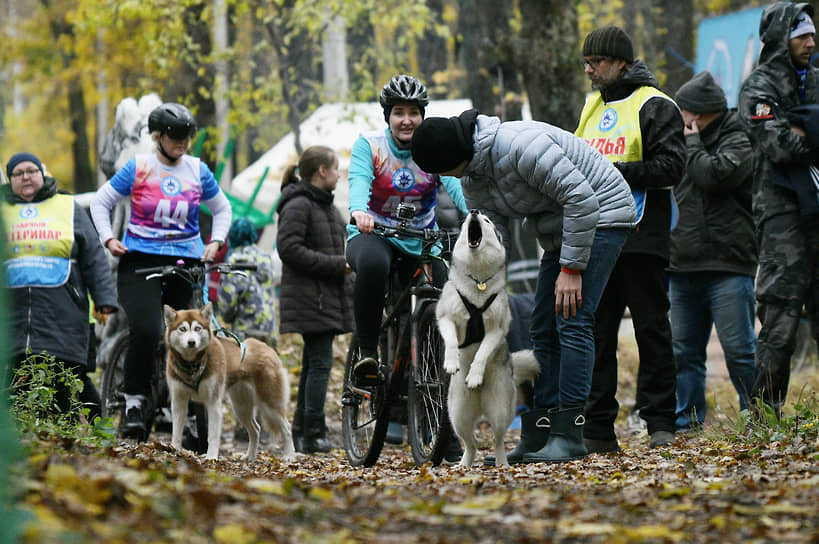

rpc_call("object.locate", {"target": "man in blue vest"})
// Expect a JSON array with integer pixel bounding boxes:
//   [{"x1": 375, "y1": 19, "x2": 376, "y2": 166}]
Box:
[{"x1": 576, "y1": 26, "x2": 686, "y2": 452}]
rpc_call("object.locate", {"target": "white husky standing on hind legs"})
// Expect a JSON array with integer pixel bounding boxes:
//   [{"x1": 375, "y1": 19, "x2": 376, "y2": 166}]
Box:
[{"x1": 437, "y1": 210, "x2": 539, "y2": 467}]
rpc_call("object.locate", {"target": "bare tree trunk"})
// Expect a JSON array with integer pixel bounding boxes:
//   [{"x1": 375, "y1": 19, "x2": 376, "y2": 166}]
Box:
[
  {"x1": 458, "y1": 0, "x2": 522, "y2": 120},
  {"x1": 515, "y1": 0, "x2": 583, "y2": 130},
  {"x1": 417, "y1": 0, "x2": 447, "y2": 96},
  {"x1": 42, "y1": 1, "x2": 93, "y2": 192},
  {"x1": 661, "y1": 0, "x2": 695, "y2": 93}
]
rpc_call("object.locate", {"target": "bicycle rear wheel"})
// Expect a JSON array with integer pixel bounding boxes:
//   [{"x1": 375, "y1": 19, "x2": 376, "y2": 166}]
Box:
[
  {"x1": 100, "y1": 331, "x2": 129, "y2": 419},
  {"x1": 407, "y1": 303, "x2": 452, "y2": 466},
  {"x1": 341, "y1": 335, "x2": 389, "y2": 467}
]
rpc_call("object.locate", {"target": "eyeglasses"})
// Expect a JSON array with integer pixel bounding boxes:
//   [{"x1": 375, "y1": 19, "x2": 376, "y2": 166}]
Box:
[
  {"x1": 10, "y1": 168, "x2": 41, "y2": 180},
  {"x1": 582, "y1": 56, "x2": 610, "y2": 69}
]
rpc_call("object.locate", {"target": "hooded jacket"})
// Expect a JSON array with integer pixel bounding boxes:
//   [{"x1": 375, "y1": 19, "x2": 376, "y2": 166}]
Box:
[
  {"x1": 276, "y1": 181, "x2": 354, "y2": 335},
  {"x1": 590, "y1": 59, "x2": 686, "y2": 260},
  {"x1": 738, "y1": 1, "x2": 819, "y2": 225},
  {"x1": 460, "y1": 115, "x2": 637, "y2": 271},
  {"x1": 2, "y1": 177, "x2": 118, "y2": 368},
  {"x1": 668, "y1": 111, "x2": 757, "y2": 277}
]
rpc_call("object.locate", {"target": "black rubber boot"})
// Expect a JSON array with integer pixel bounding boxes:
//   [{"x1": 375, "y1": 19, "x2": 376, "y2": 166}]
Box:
[
  {"x1": 303, "y1": 414, "x2": 331, "y2": 454},
  {"x1": 484, "y1": 408, "x2": 550, "y2": 466},
  {"x1": 522, "y1": 405, "x2": 588, "y2": 463}
]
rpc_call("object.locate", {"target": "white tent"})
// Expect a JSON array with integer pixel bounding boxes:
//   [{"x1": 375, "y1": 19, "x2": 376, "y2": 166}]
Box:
[{"x1": 227, "y1": 99, "x2": 474, "y2": 235}]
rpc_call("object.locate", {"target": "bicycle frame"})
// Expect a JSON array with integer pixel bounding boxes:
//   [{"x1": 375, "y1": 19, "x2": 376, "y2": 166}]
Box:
[{"x1": 342, "y1": 219, "x2": 454, "y2": 467}]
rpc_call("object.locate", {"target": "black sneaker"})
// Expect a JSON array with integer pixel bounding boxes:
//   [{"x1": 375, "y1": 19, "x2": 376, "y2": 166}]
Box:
[{"x1": 353, "y1": 353, "x2": 382, "y2": 386}]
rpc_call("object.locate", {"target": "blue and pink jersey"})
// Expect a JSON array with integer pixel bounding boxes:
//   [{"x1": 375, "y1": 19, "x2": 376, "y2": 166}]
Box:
[
  {"x1": 109, "y1": 154, "x2": 220, "y2": 258},
  {"x1": 347, "y1": 129, "x2": 466, "y2": 256}
]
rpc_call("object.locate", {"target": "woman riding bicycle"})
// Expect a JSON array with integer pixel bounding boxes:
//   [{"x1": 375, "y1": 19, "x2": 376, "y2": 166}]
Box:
[
  {"x1": 90, "y1": 102, "x2": 232, "y2": 439},
  {"x1": 347, "y1": 75, "x2": 468, "y2": 387}
]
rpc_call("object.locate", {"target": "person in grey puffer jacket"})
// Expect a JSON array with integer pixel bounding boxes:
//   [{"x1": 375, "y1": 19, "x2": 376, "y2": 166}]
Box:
[
  {"x1": 276, "y1": 145, "x2": 355, "y2": 454},
  {"x1": 738, "y1": 2, "x2": 819, "y2": 416},
  {"x1": 412, "y1": 109, "x2": 636, "y2": 464}
]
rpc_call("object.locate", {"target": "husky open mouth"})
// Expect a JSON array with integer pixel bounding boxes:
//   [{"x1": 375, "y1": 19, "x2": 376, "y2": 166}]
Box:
[{"x1": 468, "y1": 215, "x2": 482, "y2": 248}]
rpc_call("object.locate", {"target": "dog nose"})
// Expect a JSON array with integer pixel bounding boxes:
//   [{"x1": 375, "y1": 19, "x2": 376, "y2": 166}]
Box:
[
  {"x1": 469, "y1": 209, "x2": 480, "y2": 216},
  {"x1": 188, "y1": 339, "x2": 197, "y2": 347}
]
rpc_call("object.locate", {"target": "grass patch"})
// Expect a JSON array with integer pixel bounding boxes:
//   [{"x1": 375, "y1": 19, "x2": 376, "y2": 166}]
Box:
[{"x1": 9, "y1": 353, "x2": 116, "y2": 449}]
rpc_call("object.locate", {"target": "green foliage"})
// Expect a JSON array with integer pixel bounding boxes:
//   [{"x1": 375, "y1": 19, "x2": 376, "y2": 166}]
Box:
[
  {"x1": 9, "y1": 353, "x2": 116, "y2": 449},
  {"x1": 727, "y1": 393, "x2": 819, "y2": 449}
]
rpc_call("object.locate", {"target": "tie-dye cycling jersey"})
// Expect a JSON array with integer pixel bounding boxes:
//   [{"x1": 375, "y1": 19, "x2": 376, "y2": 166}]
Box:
[
  {"x1": 356, "y1": 129, "x2": 439, "y2": 229},
  {"x1": 109, "y1": 154, "x2": 220, "y2": 258}
]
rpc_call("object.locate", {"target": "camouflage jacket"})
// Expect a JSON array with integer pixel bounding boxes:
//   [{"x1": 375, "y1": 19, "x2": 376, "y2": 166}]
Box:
[
  {"x1": 217, "y1": 245, "x2": 278, "y2": 345},
  {"x1": 738, "y1": 1, "x2": 819, "y2": 226}
]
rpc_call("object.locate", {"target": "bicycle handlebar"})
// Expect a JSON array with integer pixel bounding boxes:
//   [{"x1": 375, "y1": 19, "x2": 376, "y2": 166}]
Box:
[
  {"x1": 135, "y1": 260, "x2": 257, "y2": 278},
  {"x1": 350, "y1": 216, "x2": 450, "y2": 243}
]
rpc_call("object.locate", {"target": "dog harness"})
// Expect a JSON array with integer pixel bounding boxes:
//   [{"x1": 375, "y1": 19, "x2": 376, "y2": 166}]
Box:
[
  {"x1": 173, "y1": 328, "x2": 247, "y2": 392},
  {"x1": 457, "y1": 291, "x2": 498, "y2": 348},
  {"x1": 171, "y1": 355, "x2": 209, "y2": 392}
]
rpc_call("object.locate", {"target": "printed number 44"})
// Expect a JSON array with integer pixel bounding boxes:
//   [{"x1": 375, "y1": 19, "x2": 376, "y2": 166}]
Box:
[{"x1": 154, "y1": 199, "x2": 189, "y2": 228}]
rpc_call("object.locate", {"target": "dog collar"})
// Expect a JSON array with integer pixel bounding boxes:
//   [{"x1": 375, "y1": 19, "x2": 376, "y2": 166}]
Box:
[{"x1": 467, "y1": 274, "x2": 494, "y2": 291}]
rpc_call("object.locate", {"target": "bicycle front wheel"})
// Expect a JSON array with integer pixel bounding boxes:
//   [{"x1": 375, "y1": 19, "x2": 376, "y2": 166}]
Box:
[
  {"x1": 407, "y1": 303, "x2": 452, "y2": 466},
  {"x1": 341, "y1": 336, "x2": 389, "y2": 467}
]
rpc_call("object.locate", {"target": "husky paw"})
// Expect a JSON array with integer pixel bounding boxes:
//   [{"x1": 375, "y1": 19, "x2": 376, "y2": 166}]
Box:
[
  {"x1": 443, "y1": 356, "x2": 459, "y2": 375},
  {"x1": 465, "y1": 371, "x2": 484, "y2": 389}
]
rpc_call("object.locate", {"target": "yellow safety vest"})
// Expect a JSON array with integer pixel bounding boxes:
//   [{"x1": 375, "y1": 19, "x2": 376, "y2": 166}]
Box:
[
  {"x1": 576, "y1": 86, "x2": 678, "y2": 226},
  {"x1": 2, "y1": 193, "x2": 74, "y2": 287}
]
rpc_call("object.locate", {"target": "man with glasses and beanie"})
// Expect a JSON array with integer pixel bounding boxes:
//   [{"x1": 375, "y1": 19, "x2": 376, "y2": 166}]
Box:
[
  {"x1": 738, "y1": 2, "x2": 818, "y2": 418},
  {"x1": 575, "y1": 25, "x2": 686, "y2": 452}
]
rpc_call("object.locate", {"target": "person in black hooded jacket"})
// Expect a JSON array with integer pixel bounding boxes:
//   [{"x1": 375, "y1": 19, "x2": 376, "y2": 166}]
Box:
[
  {"x1": 575, "y1": 25, "x2": 686, "y2": 452},
  {"x1": 276, "y1": 145, "x2": 354, "y2": 453},
  {"x1": 669, "y1": 71, "x2": 757, "y2": 431}
]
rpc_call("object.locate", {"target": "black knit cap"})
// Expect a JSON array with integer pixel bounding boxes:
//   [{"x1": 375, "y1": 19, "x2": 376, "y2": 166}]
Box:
[
  {"x1": 675, "y1": 71, "x2": 727, "y2": 113},
  {"x1": 411, "y1": 109, "x2": 478, "y2": 174},
  {"x1": 583, "y1": 25, "x2": 634, "y2": 63}
]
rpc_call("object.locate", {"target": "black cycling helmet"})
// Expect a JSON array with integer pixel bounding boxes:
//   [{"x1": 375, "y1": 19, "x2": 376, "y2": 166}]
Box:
[
  {"x1": 148, "y1": 102, "x2": 197, "y2": 140},
  {"x1": 379, "y1": 75, "x2": 429, "y2": 123}
]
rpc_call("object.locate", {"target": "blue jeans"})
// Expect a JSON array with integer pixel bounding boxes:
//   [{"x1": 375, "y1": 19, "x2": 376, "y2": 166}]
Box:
[
  {"x1": 532, "y1": 228, "x2": 629, "y2": 408},
  {"x1": 669, "y1": 272, "x2": 756, "y2": 429}
]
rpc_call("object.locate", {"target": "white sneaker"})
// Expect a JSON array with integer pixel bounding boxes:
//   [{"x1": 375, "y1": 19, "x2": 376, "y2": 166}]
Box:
[{"x1": 626, "y1": 410, "x2": 647, "y2": 437}]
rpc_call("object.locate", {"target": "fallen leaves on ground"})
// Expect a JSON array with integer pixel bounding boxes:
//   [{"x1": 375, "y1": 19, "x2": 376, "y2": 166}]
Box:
[{"x1": 12, "y1": 428, "x2": 819, "y2": 544}]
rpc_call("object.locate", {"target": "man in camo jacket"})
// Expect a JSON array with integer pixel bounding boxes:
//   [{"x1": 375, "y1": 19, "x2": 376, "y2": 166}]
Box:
[{"x1": 738, "y1": 2, "x2": 819, "y2": 415}]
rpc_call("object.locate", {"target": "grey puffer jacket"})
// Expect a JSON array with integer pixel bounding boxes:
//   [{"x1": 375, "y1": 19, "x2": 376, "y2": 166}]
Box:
[
  {"x1": 276, "y1": 181, "x2": 354, "y2": 335},
  {"x1": 461, "y1": 115, "x2": 637, "y2": 270},
  {"x1": 2, "y1": 178, "x2": 118, "y2": 368}
]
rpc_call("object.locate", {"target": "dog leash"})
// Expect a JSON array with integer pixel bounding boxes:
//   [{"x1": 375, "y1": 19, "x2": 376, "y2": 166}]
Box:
[{"x1": 215, "y1": 325, "x2": 248, "y2": 364}]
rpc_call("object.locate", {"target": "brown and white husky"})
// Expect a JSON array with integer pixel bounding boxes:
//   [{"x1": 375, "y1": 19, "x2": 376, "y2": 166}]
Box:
[{"x1": 163, "y1": 303, "x2": 294, "y2": 461}]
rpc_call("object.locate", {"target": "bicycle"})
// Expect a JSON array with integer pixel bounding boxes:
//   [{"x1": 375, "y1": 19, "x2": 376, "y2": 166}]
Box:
[
  {"x1": 341, "y1": 204, "x2": 454, "y2": 467},
  {"x1": 100, "y1": 258, "x2": 255, "y2": 450}
]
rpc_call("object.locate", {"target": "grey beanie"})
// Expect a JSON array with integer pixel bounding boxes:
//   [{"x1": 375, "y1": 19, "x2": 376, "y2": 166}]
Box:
[
  {"x1": 674, "y1": 71, "x2": 727, "y2": 113},
  {"x1": 582, "y1": 26, "x2": 634, "y2": 63}
]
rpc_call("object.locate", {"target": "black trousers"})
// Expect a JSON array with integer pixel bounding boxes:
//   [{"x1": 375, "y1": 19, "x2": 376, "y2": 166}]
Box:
[
  {"x1": 345, "y1": 233, "x2": 446, "y2": 353},
  {"x1": 118, "y1": 252, "x2": 194, "y2": 397},
  {"x1": 585, "y1": 253, "x2": 677, "y2": 439}
]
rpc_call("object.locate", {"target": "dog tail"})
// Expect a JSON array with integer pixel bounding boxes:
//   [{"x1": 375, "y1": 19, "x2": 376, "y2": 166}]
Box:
[{"x1": 510, "y1": 350, "x2": 540, "y2": 385}]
